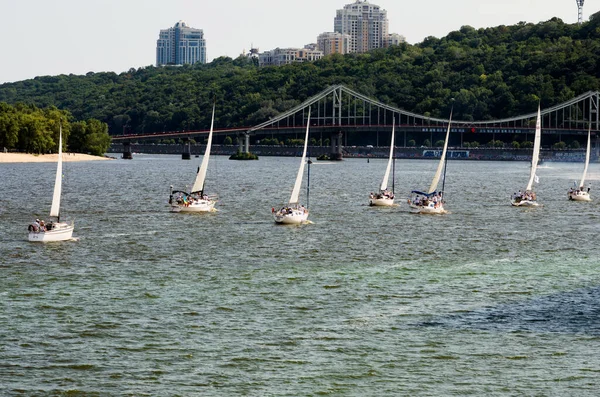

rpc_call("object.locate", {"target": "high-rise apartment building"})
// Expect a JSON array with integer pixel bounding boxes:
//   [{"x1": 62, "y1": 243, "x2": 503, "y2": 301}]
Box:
[
  {"x1": 317, "y1": 32, "x2": 351, "y2": 56},
  {"x1": 156, "y1": 21, "x2": 206, "y2": 66},
  {"x1": 334, "y1": 0, "x2": 389, "y2": 53}
]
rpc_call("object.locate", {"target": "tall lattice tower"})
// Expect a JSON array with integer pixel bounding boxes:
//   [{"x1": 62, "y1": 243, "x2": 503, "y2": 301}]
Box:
[{"x1": 576, "y1": 0, "x2": 585, "y2": 24}]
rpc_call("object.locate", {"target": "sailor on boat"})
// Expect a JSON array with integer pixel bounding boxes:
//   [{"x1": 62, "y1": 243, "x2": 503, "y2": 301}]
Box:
[
  {"x1": 512, "y1": 190, "x2": 536, "y2": 204},
  {"x1": 408, "y1": 191, "x2": 444, "y2": 210},
  {"x1": 28, "y1": 218, "x2": 55, "y2": 233},
  {"x1": 370, "y1": 190, "x2": 394, "y2": 200},
  {"x1": 274, "y1": 205, "x2": 307, "y2": 216},
  {"x1": 28, "y1": 219, "x2": 41, "y2": 232},
  {"x1": 568, "y1": 184, "x2": 591, "y2": 200}
]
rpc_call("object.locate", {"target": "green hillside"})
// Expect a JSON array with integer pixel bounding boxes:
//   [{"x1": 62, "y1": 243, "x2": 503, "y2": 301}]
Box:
[{"x1": 1, "y1": 12, "x2": 599, "y2": 137}]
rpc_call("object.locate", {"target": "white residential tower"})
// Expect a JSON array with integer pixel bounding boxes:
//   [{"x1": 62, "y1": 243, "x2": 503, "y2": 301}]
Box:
[{"x1": 156, "y1": 21, "x2": 207, "y2": 66}]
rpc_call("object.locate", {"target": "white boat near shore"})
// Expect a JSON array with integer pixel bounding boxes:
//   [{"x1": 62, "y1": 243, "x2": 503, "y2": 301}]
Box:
[
  {"x1": 512, "y1": 105, "x2": 541, "y2": 207},
  {"x1": 369, "y1": 119, "x2": 396, "y2": 207},
  {"x1": 28, "y1": 122, "x2": 75, "y2": 242},
  {"x1": 568, "y1": 125, "x2": 592, "y2": 202},
  {"x1": 274, "y1": 108, "x2": 311, "y2": 225},
  {"x1": 408, "y1": 109, "x2": 452, "y2": 214},
  {"x1": 169, "y1": 102, "x2": 218, "y2": 213}
]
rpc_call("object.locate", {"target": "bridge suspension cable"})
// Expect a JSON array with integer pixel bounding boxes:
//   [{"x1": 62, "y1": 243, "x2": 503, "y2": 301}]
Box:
[{"x1": 247, "y1": 85, "x2": 600, "y2": 133}]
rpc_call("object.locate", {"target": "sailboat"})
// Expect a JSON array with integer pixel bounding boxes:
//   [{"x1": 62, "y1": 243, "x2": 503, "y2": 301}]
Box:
[
  {"x1": 568, "y1": 125, "x2": 592, "y2": 201},
  {"x1": 511, "y1": 105, "x2": 541, "y2": 207},
  {"x1": 369, "y1": 118, "x2": 396, "y2": 206},
  {"x1": 28, "y1": 121, "x2": 75, "y2": 242},
  {"x1": 169, "y1": 101, "x2": 218, "y2": 212},
  {"x1": 408, "y1": 109, "x2": 453, "y2": 214},
  {"x1": 273, "y1": 108, "x2": 311, "y2": 224}
]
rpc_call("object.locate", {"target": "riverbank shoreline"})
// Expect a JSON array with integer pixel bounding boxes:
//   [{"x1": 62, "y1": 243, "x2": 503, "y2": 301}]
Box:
[{"x1": 0, "y1": 153, "x2": 113, "y2": 163}]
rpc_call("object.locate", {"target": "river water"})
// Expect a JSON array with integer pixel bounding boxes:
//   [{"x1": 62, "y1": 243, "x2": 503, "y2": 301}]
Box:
[{"x1": 1, "y1": 155, "x2": 600, "y2": 396}]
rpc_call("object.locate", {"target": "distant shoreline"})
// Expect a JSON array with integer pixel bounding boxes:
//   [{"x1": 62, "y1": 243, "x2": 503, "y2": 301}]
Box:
[
  {"x1": 0, "y1": 153, "x2": 113, "y2": 163},
  {"x1": 107, "y1": 144, "x2": 594, "y2": 163}
]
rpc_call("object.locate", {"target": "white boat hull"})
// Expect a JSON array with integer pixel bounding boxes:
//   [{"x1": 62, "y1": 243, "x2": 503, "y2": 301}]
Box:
[
  {"x1": 369, "y1": 197, "x2": 394, "y2": 207},
  {"x1": 569, "y1": 192, "x2": 591, "y2": 201},
  {"x1": 28, "y1": 222, "x2": 74, "y2": 242},
  {"x1": 171, "y1": 199, "x2": 216, "y2": 213},
  {"x1": 409, "y1": 203, "x2": 446, "y2": 214},
  {"x1": 511, "y1": 199, "x2": 538, "y2": 207},
  {"x1": 274, "y1": 209, "x2": 309, "y2": 224}
]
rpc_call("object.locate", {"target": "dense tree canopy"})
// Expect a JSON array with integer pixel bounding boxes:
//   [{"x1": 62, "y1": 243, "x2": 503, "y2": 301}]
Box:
[
  {"x1": 0, "y1": 103, "x2": 111, "y2": 155},
  {"x1": 0, "y1": 15, "x2": 599, "y2": 137}
]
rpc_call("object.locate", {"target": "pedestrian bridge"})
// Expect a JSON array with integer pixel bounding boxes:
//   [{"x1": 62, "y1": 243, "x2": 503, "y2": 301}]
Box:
[{"x1": 112, "y1": 84, "x2": 600, "y2": 159}]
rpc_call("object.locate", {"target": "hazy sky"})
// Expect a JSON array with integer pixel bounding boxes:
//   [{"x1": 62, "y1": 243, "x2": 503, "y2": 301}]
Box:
[{"x1": 0, "y1": 0, "x2": 592, "y2": 84}]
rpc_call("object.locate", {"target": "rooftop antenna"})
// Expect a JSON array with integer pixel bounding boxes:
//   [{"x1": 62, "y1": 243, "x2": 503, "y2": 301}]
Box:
[{"x1": 576, "y1": 0, "x2": 585, "y2": 24}]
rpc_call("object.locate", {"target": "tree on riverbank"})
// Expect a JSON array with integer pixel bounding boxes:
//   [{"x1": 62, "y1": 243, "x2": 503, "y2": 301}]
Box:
[
  {"x1": 0, "y1": 11, "x2": 599, "y2": 144},
  {"x1": 0, "y1": 102, "x2": 110, "y2": 155}
]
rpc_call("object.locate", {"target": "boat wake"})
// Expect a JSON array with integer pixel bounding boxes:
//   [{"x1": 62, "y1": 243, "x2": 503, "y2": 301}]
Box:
[
  {"x1": 98, "y1": 231, "x2": 158, "y2": 239},
  {"x1": 411, "y1": 209, "x2": 450, "y2": 215},
  {"x1": 364, "y1": 203, "x2": 401, "y2": 208}
]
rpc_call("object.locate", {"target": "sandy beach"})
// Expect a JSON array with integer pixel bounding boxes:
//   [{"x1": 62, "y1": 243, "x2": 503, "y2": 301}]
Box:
[{"x1": 0, "y1": 153, "x2": 113, "y2": 163}]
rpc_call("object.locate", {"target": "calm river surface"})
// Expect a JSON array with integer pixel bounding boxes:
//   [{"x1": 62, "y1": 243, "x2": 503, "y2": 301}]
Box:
[{"x1": 1, "y1": 155, "x2": 600, "y2": 396}]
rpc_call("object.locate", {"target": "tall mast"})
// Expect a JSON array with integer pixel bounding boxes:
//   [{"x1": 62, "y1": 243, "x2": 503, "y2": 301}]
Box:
[{"x1": 576, "y1": 0, "x2": 585, "y2": 24}]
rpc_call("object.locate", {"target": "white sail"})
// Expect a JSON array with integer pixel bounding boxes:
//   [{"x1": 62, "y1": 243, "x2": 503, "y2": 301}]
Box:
[
  {"x1": 380, "y1": 118, "x2": 395, "y2": 191},
  {"x1": 289, "y1": 109, "x2": 311, "y2": 205},
  {"x1": 579, "y1": 125, "x2": 591, "y2": 188},
  {"x1": 49, "y1": 123, "x2": 63, "y2": 218},
  {"x1": 525, "y1": 105, "x2": 542, "y2": 191},
  {"x1": 191, "y1": 102, "x2": 216, "y2": 193},
  {"x1": 428, "y1": 110, "x2": 453, "y2": 194}
]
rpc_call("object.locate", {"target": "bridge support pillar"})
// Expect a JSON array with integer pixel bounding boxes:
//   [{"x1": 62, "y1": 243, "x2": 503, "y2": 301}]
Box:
[
  {"x1": 122, "y1": 141, "x2": 133, "y2": 160},
  {"x1": 330, "y1": 131, "x2": 343, "y2": 161},
  {"x1": 596, "y1": 135, "x2": 600, "y2": 159},
  {"x1": 182, "y1": 139, "x2": 191, "y2": 160},
  {"x1": 245, "y1": 133, "x2": 250, "y2": 154},
  {"x1": 238, "y1": 135, "x2": 244, "y2": 153},
  {"x1": 237, "y1": 133, "x2": 251, "y2": 153}
]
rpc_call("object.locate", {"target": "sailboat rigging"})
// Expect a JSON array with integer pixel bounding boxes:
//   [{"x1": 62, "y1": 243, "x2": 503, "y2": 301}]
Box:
[
  {"x1": 169, "y1": 101, "x2": 218, "y2": 212},
  {"x1": 28, "y1": 120, "x2": 75, "y2": 242},
  {"x1": 369, "y1": 118, "x2": 396, "y2": 206},
  {"x1": 568, "y1": 124, "x2": 592, "y2": 201},
  {"x1": 512, "y1": 104, "x2": 541, "y2": 207},
  {"x1": 273, "y1": 108, "x2": 311, "y2": 224},
  {"x1": 407, "y1": 109, "x2": 453, "y2": 214}
]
